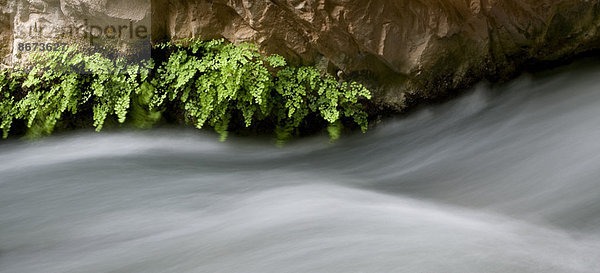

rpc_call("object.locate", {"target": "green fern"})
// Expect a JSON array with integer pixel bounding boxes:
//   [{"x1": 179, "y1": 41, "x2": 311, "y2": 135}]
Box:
[{"x1": 0, "y1": 38, "x2": 371, "y2": 142}]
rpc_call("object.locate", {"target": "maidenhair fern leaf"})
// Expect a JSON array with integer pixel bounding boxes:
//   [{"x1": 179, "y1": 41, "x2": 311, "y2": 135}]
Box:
[{"x1": 0, "y1": 38, "x2": 371, "y2": 141}]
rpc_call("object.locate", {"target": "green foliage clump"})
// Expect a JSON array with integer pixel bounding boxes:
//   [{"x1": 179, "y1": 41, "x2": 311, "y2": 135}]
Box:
[
  {"x1": 151, "y1": 38, "x2": 371, "y2": 141},
  {"x1": 0, "y1": 47, "x2": 154, "y2": 138},
  {"x1": 273, "y1": 66, "x2": 370, "y2": 141},
  {"x1": 151, "y1": 39, "x2": 280, "y2": 141},
  {"x1": 0, "y1": 38, "x2": 371, "y2": 142},
  {"x1": 0, "y1": 70, "x2": 21, "y2": 138}
]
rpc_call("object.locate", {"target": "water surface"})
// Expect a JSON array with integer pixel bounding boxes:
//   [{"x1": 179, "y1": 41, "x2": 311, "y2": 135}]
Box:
[{"x1": 2, "y1": 60, "x2": 600, "y2": 272}]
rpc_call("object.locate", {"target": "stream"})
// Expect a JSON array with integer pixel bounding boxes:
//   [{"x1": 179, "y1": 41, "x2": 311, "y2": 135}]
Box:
[{"x1": 2, "y1": 59, "x2": 600, "y2": 272}]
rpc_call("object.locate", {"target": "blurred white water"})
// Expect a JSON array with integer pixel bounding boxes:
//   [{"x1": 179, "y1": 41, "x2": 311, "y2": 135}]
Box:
[{"x1": 2, "y1": 59, "x2": 600, "y2": 272}]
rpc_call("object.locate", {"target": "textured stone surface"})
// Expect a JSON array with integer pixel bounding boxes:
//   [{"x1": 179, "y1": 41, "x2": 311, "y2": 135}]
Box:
[
  {"x1": 3, "y1": 0, "x2": 151, "y2": 65},
  {"x1": 0, "y1": 0, "x2": 13, "y2": 66},
  {"x1": 2, "y1": 0, "x2": 600, "y2": 112},
  {"x1": 157, "y1": 0, "x2": 600, "y2": 111}
]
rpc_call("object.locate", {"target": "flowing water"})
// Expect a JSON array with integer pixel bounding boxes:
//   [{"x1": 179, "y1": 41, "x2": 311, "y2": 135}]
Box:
[{"x1": 2, "y1": 59, "x2": 600, "y2": 272}]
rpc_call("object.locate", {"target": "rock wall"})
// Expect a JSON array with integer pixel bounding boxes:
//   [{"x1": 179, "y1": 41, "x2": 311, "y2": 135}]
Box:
[
  {"x1": 0, "y1": 0, "x2": 13, "y2": 66},
  {"x1": 2, "y1": 0, "x2": 151, "y2": 66},
  {"x1": 2, "y1": 0, "x2": 600, "y2": 112},
  {"x1": 158, "y1": 0, "x2": 600, "y2": 111}
]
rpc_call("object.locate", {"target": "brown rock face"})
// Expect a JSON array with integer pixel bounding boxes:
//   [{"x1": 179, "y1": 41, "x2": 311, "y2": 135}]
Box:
[
  {"x1": 2, "y1": 0, "x2": 599, "y2": 112},
  {"x1": 157, "y1": 0, "x2": 600, "y2": 111}
]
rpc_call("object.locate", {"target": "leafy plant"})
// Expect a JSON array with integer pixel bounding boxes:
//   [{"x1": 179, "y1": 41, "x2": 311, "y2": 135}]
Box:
[
  {"x1": 0, "y1": 46, "x2": 154, "y2": 138},
  {"x1": 0, "y1": 38, "x2": 371, "y2": 142},
  {"x1": 151, "y1": 38, "x2": 371, "y2": 141}
]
